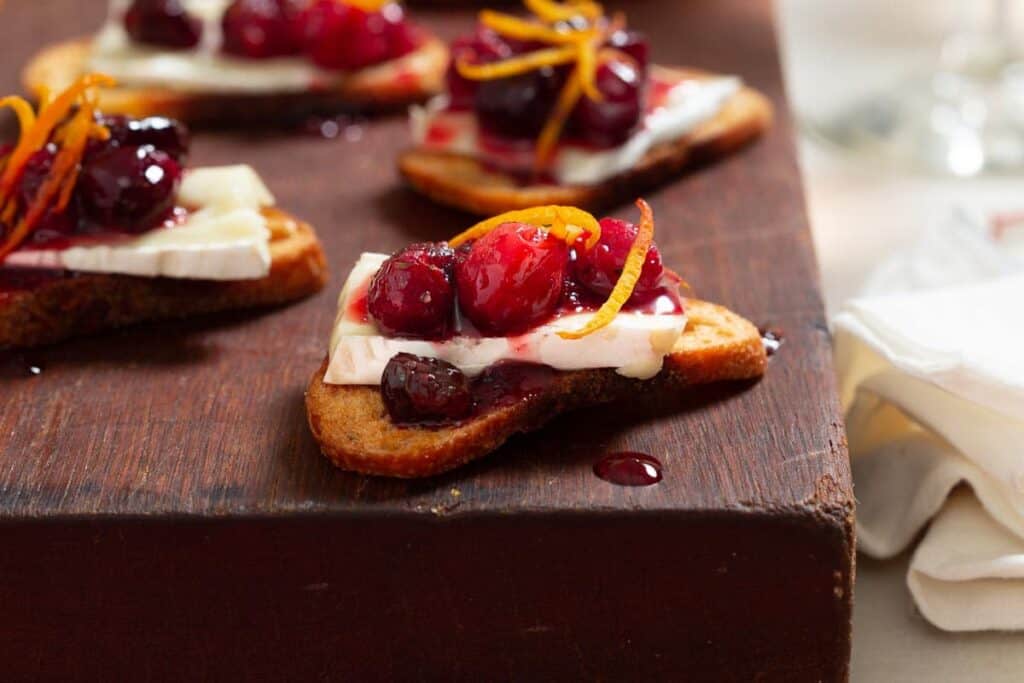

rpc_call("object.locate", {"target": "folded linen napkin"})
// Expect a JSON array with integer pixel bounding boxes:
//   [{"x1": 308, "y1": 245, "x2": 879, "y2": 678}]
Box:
[{"x1": 834, "y1": 208, "x2": 1024, "y2": 631}]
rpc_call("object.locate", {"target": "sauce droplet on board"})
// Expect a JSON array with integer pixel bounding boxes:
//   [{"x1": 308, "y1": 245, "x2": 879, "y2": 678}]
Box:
[
  {"x1": 759, "y1": 326, "x2": 784, "y2": 357},
  {"x1": 0, "y1": 352, "x2": 43, "y2": 379},
  {"x1": 593, "y1": 452, "x2": 663, "y2": 486}
]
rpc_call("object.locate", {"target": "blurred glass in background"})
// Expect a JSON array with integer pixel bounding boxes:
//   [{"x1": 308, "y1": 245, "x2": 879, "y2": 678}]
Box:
[{"x1": 782, "y1": 0, "x2": 1024, "y2": 176}]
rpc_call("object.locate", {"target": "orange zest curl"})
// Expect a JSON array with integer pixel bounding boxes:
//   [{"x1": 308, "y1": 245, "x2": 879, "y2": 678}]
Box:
[
  {"x1": 0, "y1": 73, "x2": 116, "y2": 261},
  {"x1": 341, "y1": 0, "x2": 391, "y2": 12},
  {"x1": 456, "y1": 1, "x2": 623, "y2": 170},
  {"x1": 558, "y1": 198, "x2": 655, "y2": 340},
  {"x1": 448, "y1": 205, "x2": 602, "y2": 251}
]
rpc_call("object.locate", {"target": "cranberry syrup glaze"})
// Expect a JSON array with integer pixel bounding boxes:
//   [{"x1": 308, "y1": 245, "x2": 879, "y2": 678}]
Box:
[
  {"x1": 444, "y1": 11, "x2": 650, "y2": 153},
  {"x1": 364, "y1": 216, "x2": 682, "y2": 426},
  {"x1": 0, "y1": 113, "x2": 192, "y2": 296},
  {"x1": 124, "y1": 0, "x2": 422, "y2": 69}
]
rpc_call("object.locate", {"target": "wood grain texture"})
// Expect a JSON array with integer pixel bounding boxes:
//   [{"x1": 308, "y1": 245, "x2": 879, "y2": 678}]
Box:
[{"x1": 0, "y1": 2, "x2": 853, "y2": 681}]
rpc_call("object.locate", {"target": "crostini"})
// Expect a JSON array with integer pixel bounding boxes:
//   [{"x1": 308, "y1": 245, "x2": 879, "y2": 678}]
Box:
[
  {"x1": 399, "y1": 0, "x2": 773, "y2": 215},
  {"x1": 0, "y1": 75, "x2": 326, "y2": 349},
  {"x1": 306, "y1": 199, "x2": 765, "y2": 477},
  {"x1": 23, "y1": 0, "x2": 449, "y2": 125}
]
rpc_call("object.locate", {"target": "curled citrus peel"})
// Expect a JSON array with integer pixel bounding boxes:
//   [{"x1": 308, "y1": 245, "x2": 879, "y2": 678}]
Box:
[
  {"x1": 448, "y1": 205, "x2": 601, "y2": 251},
  {"x1": 456, "y1": 1, "x2": 629, "y2": 170},
  {"x1": 558, "y1": 198, "x2": 655, "y2": 340},
  {"x1": 0, "y1": 73, "x2": 115, "y2": 261},
  {"x1": 341, "y1": 0, "x2": 392, "y2": 12}
]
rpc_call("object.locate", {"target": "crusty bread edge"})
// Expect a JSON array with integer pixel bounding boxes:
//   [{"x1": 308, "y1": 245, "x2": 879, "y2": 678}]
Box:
[
  {"x1": 305, "y1": 298, "x2": 766, "y2": 478},
  {"x1": 398, "y1": 68, "x2": 774, "y2": 215},
  {"x1": 22, "y1": 35, "x2": 449, "y2": 124},
  {"x1": 0, "y1": 210, "x2": 327, "y2": 349}
]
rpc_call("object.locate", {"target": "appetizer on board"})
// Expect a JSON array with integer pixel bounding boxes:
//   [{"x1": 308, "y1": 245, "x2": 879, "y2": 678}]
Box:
[
  {"x1": 22, "y1": 0, "x2": 449, "y2": 125},
  {"x1": 306, "y1": 199, "x2": 765, "y2": 477},
  {"x1": 400, "y1": 0, "x2": 772, "y2": 214},
  {"x1": 0, "y1": 75, "x2": 326, "y2": 349}
]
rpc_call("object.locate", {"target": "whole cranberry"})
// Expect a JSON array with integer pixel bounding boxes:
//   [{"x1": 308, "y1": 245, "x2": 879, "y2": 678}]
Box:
[
  {"x1": 475, "y1": 66, "x2": 567, "y2": 139},
  {"x1": 123, "y1": 0, "x2": 202, "y2": 49},
  {"x1": 606, "y1": 29, "x2": 649, "y2": 73},
  {"x1": 17, "y1": 145, "x2": 80, "y2": 242},
  {"x1": 368, "y1": 243, "x2": 456, "y2": 338},
  {"x1": 297, "y1": 0, "x2": 415, "y2": 71},
  {"x1": 381, "y1": 353, "x2": 473, "y2": 424},
  {"x1": 222, "y1": 0, "x2": 302, "y2": 59},
  {"x1": 455, "y1": 222, "x2": 568, "y2": 335},
  {"x1": 78, "y1": 145, "x2": 181, "y2": 232},
  {"x1": 96, "y1": 115, "x2": 191, "y2": 163},
  {"x1": 573, "y1": 217, "x2": 664, "y2": 303},
  {"x1": 571, "y1": 59, "x2": 643, "y2": 147},
  {"x1": 446, "y1": 27, "x2": 514, "y2": 110}
]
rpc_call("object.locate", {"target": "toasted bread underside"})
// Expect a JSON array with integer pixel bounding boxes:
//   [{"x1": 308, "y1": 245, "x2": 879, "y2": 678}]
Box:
[
  {"x1": 399, "y1": 67, "x2": 773, "y2": 215},
  {"x1": 306, "y1": 298, "x2": 766, "y2": 478},
  {"x1": 0, "y1": 209, "x2": 327, "y2": 349},
  {"x1": 22, "y1": 37, "x2": 449, "y2": 125}
]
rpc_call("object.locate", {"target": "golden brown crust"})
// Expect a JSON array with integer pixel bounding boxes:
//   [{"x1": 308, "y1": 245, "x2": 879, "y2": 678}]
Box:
[
  {"x1": 305, "y1": 298, "x2": 766, "y2": 478},
  {"x1": 398, "y1": 67, "x2": 773, "y2": 215},
  {"x1": 22, "y1": 36, "x2": 449, "y2": 124},
  {"x1": 0, "y1": 208, "x2": 327, "y2": 349}
]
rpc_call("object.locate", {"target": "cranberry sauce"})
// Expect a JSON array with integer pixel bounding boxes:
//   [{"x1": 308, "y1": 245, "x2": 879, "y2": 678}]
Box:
[
  {"x1": 0, "y1": 114, "x2": 191, "y2": 257},
  {"x1": 593, "y1": 452, "x2": 663, "y2": 486},
  {"x1": 381, "y1": 354, "x2": 555, "y2": 427},
  {"x1": 0, "y1": 351, "x2": 44, "y2": 379}
]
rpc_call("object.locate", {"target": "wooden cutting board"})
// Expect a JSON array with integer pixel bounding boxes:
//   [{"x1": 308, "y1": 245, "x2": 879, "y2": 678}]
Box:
[{"x1": 0, "y1": 2, "x2": 853, "y2": 681}]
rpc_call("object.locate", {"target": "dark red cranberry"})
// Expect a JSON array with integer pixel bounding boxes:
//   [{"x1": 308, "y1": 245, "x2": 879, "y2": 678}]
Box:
[
  {"x1": 446, "y1": 27, "x2": 515, "y2": 110},
  {"x1": 607, "y1": 28, "x2": 649, "y2": 73},
  {"x1": 474, "y1": 66, "x2": 568, "y2": 139},
  {"x1": 17, "y1": 145, "x2": 80, "y2": 242},
  {"x1": 297, "y1": 0, "x2": 416, "y2": 71},
  {"x1": 570, "y1": 59, "x2": 643, "y2": 147},
  {"x1": 78, "y1": 145, "x2": 181, "y2": 232},
  {"x1": 124, "y1": 0, "x2": 202, "y2": 49},
  {"x1": 222, "y1": 0, "x2": 302, "y2": 59},
  {"x1": 573, "y1": 217, "x2": 663, "y2": 303},
  {"x1": 381, "y1": 353, "x2": 473, "y2": 424},
  {"x1": 95, "y1": 115, "x2": 191, "y2": 163},
  {"x1": 455, "y1": 222, "x2": 568, "y2": 335},
  {"x1": 368, "y1": 243, "x2": 456, "y2": 338}
]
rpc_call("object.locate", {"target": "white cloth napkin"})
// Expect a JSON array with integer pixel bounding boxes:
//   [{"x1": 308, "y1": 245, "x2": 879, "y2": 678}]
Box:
[{"x1": 834, "y1": 208, "x2": 1024, "y2": 631}]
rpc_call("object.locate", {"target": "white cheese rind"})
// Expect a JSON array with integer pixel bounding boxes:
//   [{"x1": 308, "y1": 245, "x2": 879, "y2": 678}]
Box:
[
  {"x1": 324, "y1": 253, "x2": 687, "y2": 385},
  {"x1": 4, "y1": 165, "x2": 275, "y2": 280},
  {"x1": 410, "y1": 76, "x2": 742, "y2": 186}
]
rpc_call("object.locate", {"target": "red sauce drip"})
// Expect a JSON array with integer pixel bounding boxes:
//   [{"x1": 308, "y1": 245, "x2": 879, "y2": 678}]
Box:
[
  {"x1": 425, "y1": 122, "x2": 457, "y2": 145},
  {"x1": 347, "y1": 280, "x2": 371, "y2": 323},
  {"x1": 0, "y1": 351, "x2": 43, "y2": 379},
  {"x1": 593, "y1": 452, "x2": 663, "y2": 486},
  {"x1": 646, "y1": 75, "x2": 679, "y2": 110},
  {"x1": 472, "y1": 361, "x2": 555, "y2": 413}
]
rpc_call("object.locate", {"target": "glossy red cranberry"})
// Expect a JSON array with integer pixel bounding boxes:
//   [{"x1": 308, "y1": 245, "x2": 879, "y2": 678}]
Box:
[
  {"x1": 475, "y1": 66, "x2": 568, "y2": 139},
  {"x1": 96, "y1": 115, "x2": 191, "y2": 163},
  {"x1": 571, "y1": 59, "x2": 643, "y2": 147},
  {"x1": 78, "y1": 146, "x2": 181, "y2": 232},
  {"x1": 607, "y1": 28, "x2": 649, "y2": 72},
  {"x1": 573, "y1": 217, "x2": 663, "y2": 303},
  {"x1": 368, "y1": 243, "x2": 456, "y2": 338},
  {"x1": 124, "y1": 0, "x2": 202, "y2": 49},
  {"x1": 17, "y1": 145, "x2": 80, "y2": 243},
  {"x1": 455, "y1": 222, "x2": 568, "y2": 335},
  {"x1": 222, "y1": 0, "x2": 302, "y2": 59},
  {"x1": 297, "y1": 0, "x2": 416, "y2": 71},
  {"x1": 381, "y1": 353, "x2": 473, "y2": 424}
]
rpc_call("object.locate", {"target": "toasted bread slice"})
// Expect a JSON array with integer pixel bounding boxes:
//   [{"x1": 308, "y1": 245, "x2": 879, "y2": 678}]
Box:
[
  {"x1": 0, "y1": 208, "x2": 327, "y2": 349},
  {"x1": 22, "y1": 36, "x2": 449, "y2": 125},
  {"x1": 399, "y1": 68, "x2": 773, "y2": 215},
  {"x1": 306, "y1": 298, "x2": 766, "y2": 478}
]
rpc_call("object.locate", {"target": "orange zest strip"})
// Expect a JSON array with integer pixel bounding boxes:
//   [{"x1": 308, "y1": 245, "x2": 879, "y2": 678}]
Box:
[
  {"x1": 536, "y1": 68, "x2": 583, "y2": 167},
  {"x1": 524, "y1": 0, "x2": 603, "y2": 23},
  {"x1": 478, "y1": 10, "x2": 584, "y2": 45},
  {"x1": 448, "y1": 204, "x2": 602, "y2": 251},
  {"x1": 0, "y1": 73, "x2": 116, "y2": 261},
  {"x1": 457, "y1": 45, "x2": 579, "y2": 80},
  {"x1": 342, "y1": 0, "x2": 391, "y2": 12},
  {"x1": 558, "y1": 198, "x2": 655, "y2": 340}
]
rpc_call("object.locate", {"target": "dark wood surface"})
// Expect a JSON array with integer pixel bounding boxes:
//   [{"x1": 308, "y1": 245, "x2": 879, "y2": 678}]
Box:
[
  {"x1": 0, "y1": 0, "x2": 848, "y2": 520},
  {"x1": 0, "y1": 2, "x2": 853, "y2": 681}
]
